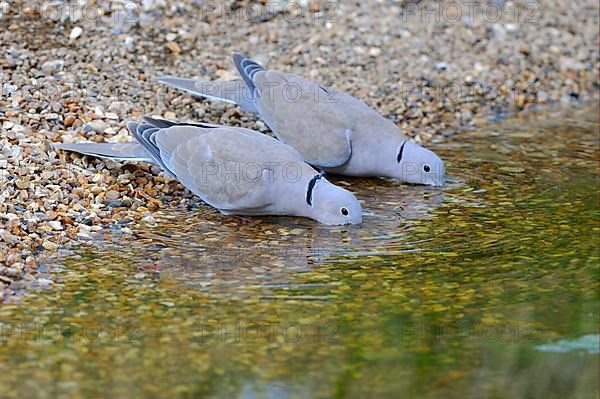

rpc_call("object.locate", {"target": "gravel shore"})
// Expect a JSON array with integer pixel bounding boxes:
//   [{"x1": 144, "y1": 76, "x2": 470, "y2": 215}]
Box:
[{"x1": 0, "y1": 0, "x2": 598, "y2": 300}]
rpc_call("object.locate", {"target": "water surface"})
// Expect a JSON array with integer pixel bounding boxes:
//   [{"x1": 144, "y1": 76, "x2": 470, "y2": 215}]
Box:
[{"x1": 0, "y1": 106, "x2": 598, "y2": 399}]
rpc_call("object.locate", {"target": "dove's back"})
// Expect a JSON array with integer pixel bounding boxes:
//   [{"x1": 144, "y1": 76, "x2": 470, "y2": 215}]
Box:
[{"x1": 124, "y1": 120, "x2": 312, "y2": 213}]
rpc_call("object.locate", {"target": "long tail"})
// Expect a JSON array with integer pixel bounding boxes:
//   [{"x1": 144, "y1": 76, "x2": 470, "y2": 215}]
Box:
[
  {"x1": 53, "y1": 142, "x2": 153, "y2": 162},
  {"x1": 157, "y1": 76, "x2": 259, "y2": 114}
]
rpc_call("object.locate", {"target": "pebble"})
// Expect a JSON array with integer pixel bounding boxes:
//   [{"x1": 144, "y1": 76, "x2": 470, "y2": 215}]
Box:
[
  {"x1": 64, "y1": 115, "x2": 76, "y2": 127},
  {"x1": 369, "y1": 47, "x2": 382, "y2": 57},
  {"x1": 141, "y1": 215, "x2": 156, "y2": 224},
  {"x1": 435, "y1": 62, "x2": 448, "y2": 71},
  {"x1": 47, "y1": 221, "x2": 63, "y2": 231},
  {"x1": 69, "y1": 26, "x2": 83, "y2": 40},
  {"x1": 86, "y1": 120, "x2": 109, "y2": 134},
  {"x1": 15, "y1": 180, "x2": 29, "y2": 190},
  {"x1": 106, "y1": 190, "x2": 121, "y2": 200},
  {"x1": 166, "y1": 42, "x2": 182, "y2": 54},
  {"x1": 109, "y1": 101, "x2": 130, "y2": 114},
  {"x1": 41, "y1": 60, "x2": 64, "y2": 75},
  {"x1": 36, "y1": 278, "x2": 53, "y2": 286},
  {"x1": 42, "y1": 241, "x2": 59, "y2": 251}
]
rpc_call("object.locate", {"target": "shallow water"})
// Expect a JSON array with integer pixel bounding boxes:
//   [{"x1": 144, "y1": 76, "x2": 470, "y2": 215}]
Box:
[{"x1": 0, "y1": 106, "x2": 598, "y2": 399}]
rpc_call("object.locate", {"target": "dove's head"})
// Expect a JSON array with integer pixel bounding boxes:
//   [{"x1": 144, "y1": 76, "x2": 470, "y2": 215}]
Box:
[
  {"x1": 306, "y1": 175, "x2": 362, "y2": 225},
  {"x1": 394, "y1": 140, "x2": 445, "y2": 186}
]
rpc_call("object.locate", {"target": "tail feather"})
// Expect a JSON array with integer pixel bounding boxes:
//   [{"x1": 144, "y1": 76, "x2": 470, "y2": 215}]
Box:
[
  {"x1": 56, "y1": 117, "x2": 226, "y2": 175},
  {"x1": 141, "y1": 116, "x2": 220, "y2": 129},
  {"x1": 231, "y1": 52, "x2": 265, "y2": 96},
  {"x1": 53, "y1": 142, "x2": 152, "y2": 162},
  {"x1": 157, "y1": 76, "x2": 258, "y2": 114},
  {"x1": 126, "y1": 122, "x2": 176, "y2": 177}
]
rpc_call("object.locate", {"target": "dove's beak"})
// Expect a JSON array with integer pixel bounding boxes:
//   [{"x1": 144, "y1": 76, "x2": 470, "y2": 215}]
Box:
[
  {"x1": 433, "y1": 174, "x2": 445, "y2": 186},
  {"x1": 436, "y1": 161, "x2": 445, "y2": 186}
]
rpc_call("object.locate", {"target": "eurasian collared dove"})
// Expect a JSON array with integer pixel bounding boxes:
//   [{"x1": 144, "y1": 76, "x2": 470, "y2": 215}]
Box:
[
  {"x1": 158, "y1": 52, "x2": 445, "y2": 186},
  {"x1": 54, "y1": 117, "x2": 362, "y2": 225}
]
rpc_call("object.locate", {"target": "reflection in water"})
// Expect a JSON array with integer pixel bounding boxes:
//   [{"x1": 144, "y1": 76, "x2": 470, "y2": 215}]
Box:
[
  {"x1": 0, "y1": 106, "x2": 598, "y2": 399},
  {"x1": 135, "y1": 180, "x2": 448, "y2": 295}
]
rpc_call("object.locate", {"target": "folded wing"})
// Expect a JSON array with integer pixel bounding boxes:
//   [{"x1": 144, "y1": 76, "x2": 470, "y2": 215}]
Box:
[{"x1": 233, "y1": 54, "x2": 353, "y2": 168}]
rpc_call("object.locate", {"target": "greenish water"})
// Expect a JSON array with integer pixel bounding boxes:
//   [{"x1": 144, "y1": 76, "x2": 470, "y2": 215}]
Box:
[{"x1": 0, "y1": 106, "x2": 598, "y2": 399}]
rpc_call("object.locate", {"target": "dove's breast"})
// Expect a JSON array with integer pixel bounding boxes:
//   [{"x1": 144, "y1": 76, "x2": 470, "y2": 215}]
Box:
[{"x1": 323, "y1": 99, "x2": 406, "y2": 176}]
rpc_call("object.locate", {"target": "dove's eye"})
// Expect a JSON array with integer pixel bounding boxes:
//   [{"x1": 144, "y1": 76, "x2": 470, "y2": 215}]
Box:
[
  {"x1": 423, "y1": 164, "x2": 431, "y2": 173},
  {"x1": 340, "y1": 207, "x2": 349, "y2": 216}
]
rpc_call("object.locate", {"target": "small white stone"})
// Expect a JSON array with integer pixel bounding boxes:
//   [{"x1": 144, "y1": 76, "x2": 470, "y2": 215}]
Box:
[
  {"x1": 124, "y1": 36, "x2": 134, "y2": 48},
  {"x1": 37, "y1": 278, "x2": 53, "y2": 286},
  {"x1": 42, "y1": 240, "x2": 59, "y2": 251},
  {"x1": 141, "y1": 215, "x2": 156, "y2": 224},
  {"x1": 255, "y1": 120, "x2": 266, "y2": 130},
  {"x1": 369, "y1": 47, "x2": 382, "y2": 57},
  {"x1": 87, "y1": 120, "x2": 108, "y2": 133},
  {"x1": 94, "y1": 106, "x2": 105, "y2": 118},
  {"x1": 109, "y1": 101, "x2": 129, "y2": 113},
  {"x1": 77, "y1": 224, "x2": 91, "y2": 233},
  {"x1": 48, "y1": 221, "x2": 63, "y2": 230},
  {"x1": 435, "y1": 62, "x2": 448, "y2": 71},
  {"x1": 69, "y1": 26, "x2": 83, "y2": 40}
]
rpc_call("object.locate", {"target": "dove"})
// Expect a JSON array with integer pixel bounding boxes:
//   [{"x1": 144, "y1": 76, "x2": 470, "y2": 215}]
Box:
[
  {"x1": 54, "y1": 117, "x2": 362, "y2": 225},
  {"x1": 158, "y1": 52, "x2": 445, "y2": 186}
]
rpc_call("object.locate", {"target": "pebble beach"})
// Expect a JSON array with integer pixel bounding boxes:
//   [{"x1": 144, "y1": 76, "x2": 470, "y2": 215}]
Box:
[{"x1": 0, "y1": 0, "x2": 598, "y2": 301}]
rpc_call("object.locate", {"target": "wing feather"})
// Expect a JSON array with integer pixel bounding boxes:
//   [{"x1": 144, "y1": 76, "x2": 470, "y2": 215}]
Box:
[
  {"x1": 251, "y1": 70, "x2": 353, "y2": 167},
  {"x1": 152, "y1": 126, "x2": 305, "y2": 210}
]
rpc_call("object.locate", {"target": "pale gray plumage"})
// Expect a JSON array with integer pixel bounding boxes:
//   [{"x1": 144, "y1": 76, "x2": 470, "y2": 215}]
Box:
[
  {"x1": 54, "y1": 118, "x2": 362, "y2": 225},
  {"x1": 53, "y1": 141, "x2": 151, "y2": 162},
  {"x1": 157, "y1": 77, "x2": 258, "y2": 113},
  {"x1": 158, "y1": 52, "x2": 445, "y2": 186}
]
